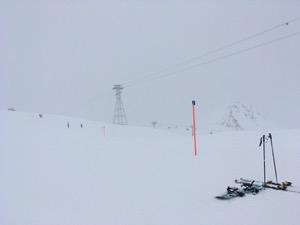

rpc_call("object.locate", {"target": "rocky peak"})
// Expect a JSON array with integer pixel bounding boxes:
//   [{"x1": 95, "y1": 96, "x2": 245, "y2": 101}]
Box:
[{"x1": 215, "y1": 101, "x2": 269, "y2": 131}]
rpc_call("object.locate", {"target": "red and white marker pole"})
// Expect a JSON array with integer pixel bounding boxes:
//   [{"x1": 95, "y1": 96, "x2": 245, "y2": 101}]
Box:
[{"x1": 192, "y1": 100, "x2": 197, "y2": 156}]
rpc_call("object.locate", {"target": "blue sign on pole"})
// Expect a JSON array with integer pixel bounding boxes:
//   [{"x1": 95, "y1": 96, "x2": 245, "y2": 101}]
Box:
[{"x1": 192, "y1": 100, "x2": 196, "y2": 105}]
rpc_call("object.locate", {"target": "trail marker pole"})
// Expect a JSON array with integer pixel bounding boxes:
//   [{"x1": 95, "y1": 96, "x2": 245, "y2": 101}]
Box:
[
  {"x1": 101, "y1": 126, "x2": 106, "y2": 138},
  {"x1": 192, "y1": 101, "x2": 197, "y2": 156}
]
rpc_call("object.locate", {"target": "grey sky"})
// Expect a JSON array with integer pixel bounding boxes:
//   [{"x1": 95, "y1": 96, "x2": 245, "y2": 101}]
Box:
[{"x1": 1, "y1": 0, "x2": 300, "y2": 128}]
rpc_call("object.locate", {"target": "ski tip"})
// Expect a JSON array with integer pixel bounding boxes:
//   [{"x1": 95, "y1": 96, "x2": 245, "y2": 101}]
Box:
[{"x1": 215, "y1": 196, "x2": 232, "y2": 200}]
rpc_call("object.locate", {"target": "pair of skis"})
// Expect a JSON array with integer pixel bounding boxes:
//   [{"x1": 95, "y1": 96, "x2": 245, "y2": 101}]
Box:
[
  {"x1": 236, "y1": 178, "x2": 288, "y2": 189},
  {"x1": 238, "y1": 178, "x2": 300, "y2": 193},
  {"x1": 215, "y1": 186, "x2": 245, "y2": 200},
  {"x1": 215, "y1": 179, "x2": 263, "y2": 200},
  {"x1": 216, "y1": 178, "x2": 298, "y2": 200}
]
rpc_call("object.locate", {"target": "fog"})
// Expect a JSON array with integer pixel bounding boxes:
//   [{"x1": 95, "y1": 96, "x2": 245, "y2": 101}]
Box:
[{"x1": 1, "y1": 0, "x2": 300, "y2": 128}]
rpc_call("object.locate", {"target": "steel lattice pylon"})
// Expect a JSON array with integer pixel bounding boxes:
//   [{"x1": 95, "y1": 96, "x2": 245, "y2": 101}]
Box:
[{"x1": 113, "y1": 85, "x2": 128, "y2": 125}]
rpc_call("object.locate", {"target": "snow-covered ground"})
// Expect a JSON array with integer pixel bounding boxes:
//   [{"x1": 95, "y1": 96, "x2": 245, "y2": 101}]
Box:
[{"x1": 1, "y1": 110, "x2": 299, "y2": 225}]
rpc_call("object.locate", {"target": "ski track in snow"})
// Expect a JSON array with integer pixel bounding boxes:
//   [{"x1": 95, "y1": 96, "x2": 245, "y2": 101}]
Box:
[{"x1": 0, "y1": 110, "x2": 300, "y2": 225}]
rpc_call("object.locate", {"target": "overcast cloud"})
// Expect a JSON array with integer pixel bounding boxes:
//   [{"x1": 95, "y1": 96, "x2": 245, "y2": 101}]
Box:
[{"x1": 1, "y1": 0, "x2": 300, "y2": 128}]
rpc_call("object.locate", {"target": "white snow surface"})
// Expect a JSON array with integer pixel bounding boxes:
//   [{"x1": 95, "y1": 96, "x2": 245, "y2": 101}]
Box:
[{"x1": 1, "y1": 110, "x2": 300, "y2": 225}]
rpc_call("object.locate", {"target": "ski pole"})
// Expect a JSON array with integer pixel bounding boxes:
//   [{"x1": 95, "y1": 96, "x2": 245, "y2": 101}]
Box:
[
  {"x1": 259, "y1": 135, "x2": 266, "y2": 188},
  {"x1": 263, "y1": 135, "x2": 266, "y2": 188},
  {"x1": 269, "y1": 133, "x2": 278, "y2": 184}
]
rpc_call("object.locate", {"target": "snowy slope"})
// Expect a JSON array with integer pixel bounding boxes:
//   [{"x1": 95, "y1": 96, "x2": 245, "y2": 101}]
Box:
[{"x1": 0, "y1": 110, "x2": 300, "y2": 225}]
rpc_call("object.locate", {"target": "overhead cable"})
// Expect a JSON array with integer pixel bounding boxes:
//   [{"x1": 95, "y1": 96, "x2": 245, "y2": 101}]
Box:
[
  {"x1": 123, "y1": 17, "x2": 300, "y2": 87},
  {"x1": 125, "y1": 31, "x2": 300, "y2": 87}
]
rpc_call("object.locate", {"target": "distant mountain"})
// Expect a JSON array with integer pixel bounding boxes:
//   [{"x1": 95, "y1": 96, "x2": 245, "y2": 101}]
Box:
[{"x1": 212, "y1": 101, "x2": 278, "y2": 132}]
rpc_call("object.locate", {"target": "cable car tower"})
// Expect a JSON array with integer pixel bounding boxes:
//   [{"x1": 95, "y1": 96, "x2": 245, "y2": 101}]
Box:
[{"x1": 112, "y1": 85, "x2": 128, "y2": 125}]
